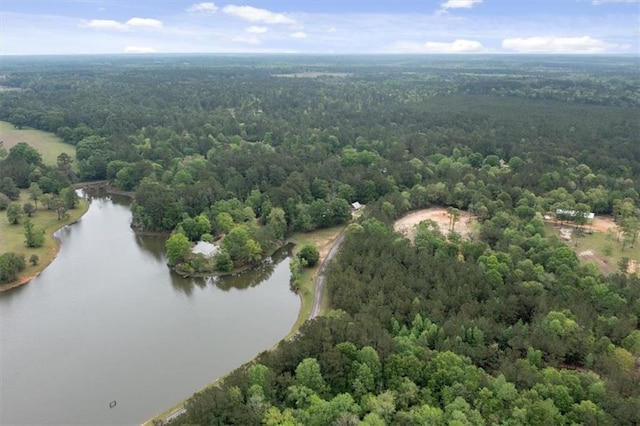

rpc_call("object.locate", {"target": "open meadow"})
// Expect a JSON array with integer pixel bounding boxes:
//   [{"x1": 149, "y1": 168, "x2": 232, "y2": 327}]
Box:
[
  {"x1": 0, "y1": 192, "x2": 87, "y2": 290},
  {"x1": 0, "y1": 120, "x2": 75, "y2": 166}
]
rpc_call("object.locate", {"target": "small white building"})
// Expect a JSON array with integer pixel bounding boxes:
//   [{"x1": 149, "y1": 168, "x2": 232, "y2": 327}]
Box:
[
  {"x1": 351, "y1": 201, "x2": 363, "y2": 210},
  {"x1": 191, "y1": 241, "x2": 219, "y2": 258},
  {"x1": 555, "y1": 209, "x2": 595, "y2": 221}
]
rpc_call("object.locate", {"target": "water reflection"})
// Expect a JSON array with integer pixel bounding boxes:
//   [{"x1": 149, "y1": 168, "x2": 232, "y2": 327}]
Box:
[
  {"x1": 169, "y1": 244, "x2": 293, "y2": 294},
  {"x1": 1, "y1": 191, "x2": 299, "y2": 425},
  {"x1": 134, "y1": 233, "x2": 167, "y2": 263}
]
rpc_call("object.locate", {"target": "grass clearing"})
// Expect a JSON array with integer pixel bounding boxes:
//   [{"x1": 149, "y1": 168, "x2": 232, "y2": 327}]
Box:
[
  {"x1": 0, "y1": 190, "x2": 88, "y2": 290},
  {"x1": 0, "y1": 121, "x2": 76, "y2": 166},
  {"x1": 286, "y1": 225, "x2": 345, "y2": 338},
  {"x1": 545, "y1": 222, "x2": 640, "y2": 275}
]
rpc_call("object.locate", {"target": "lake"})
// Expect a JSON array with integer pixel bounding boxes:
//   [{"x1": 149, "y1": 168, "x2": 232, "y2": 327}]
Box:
[{"x1": 0, "y1": 193, "x2": 299, "y2": 425}]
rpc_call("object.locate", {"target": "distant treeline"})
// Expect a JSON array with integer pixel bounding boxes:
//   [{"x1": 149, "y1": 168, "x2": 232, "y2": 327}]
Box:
[{"x1": 0, "y1": 55, "x2": 639, "y2": 423}]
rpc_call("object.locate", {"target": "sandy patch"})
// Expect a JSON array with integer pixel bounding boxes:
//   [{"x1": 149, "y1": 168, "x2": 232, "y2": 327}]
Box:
[
  {"x1": 578, "y1": 250, "x2": 613, "y2": 274},
  {"x1": 545, "y1": 215, "x2": 618, "y2": 235},
  {"x1": 559, "y1": 227, "x2": 573, "y2": 240},
  {"x1": 588, "y1": 216, "x2": 618, "y2": 233},
  {"x1": 394, "y1": 208, "x2": 475, "y2": 242}
]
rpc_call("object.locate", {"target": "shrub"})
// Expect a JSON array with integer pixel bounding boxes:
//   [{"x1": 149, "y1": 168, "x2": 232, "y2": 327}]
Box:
[{"x1": 298, "y1": 244, "x2": 320, "y2": 267}]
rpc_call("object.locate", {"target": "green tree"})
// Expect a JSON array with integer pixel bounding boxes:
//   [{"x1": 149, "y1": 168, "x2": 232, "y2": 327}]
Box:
[
  {"x1": 618, "y1": 256, "x2": 630, "y2": 273},
  {"x1": 165, "y1": 232, "x2": 191, "y2": 266},
  {"x1": 295, "y1": 358, "x2": 328, "y2": 396},
  {"x1": 298, "y1": 244, "x2": 320, "y2": 267},
  {"x1": 216, "y1": 212, "x2": 235, "y2": 234},
  {"x1": 267, "y1": 207, "x2": 287, "y2": 240},
  {"x1": 56, "y1": 152, "x2": 74, "y2": 180},
  {"x1": 0, "y1": 252, "x2": 26, "y2": 283},
  {"x1": 24, "y1": 220, "x2": 45, "y2": 248},
  {"x1": 0, "y1": 177, "x2": 20, "y2": 200},
  {"x1": 28, "y1": 182, "x2": 43, "y2": 210},
  {"x1": 214, "y1": 249, "x2": 234, "y2": 271},
  {"x1": 60, "y1": 187, "x2": 79, "y2": 209},
  {"x1": 7, "y1": 142, "x2": 42, "y2": 165},
  {"x1": 0, "y1": 193, "x2": 10, "y2": 210},
  {"x1": 22, "y1": 202, "x2": 35, "y2": 217},
  {"x1": 52, "y1": 197, "x2": 68, "y2": 220},
  {"x1": 222, "y1": 225, "x2": 261, "y2": 263},
  {"x1": 29, "y1": 254, "x2": 39, "y2": 266},
  {"x1": 7, "y1": 203, "x2": 23, "y2": 224}
]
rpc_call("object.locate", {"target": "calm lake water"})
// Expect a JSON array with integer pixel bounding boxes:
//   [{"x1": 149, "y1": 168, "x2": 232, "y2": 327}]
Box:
[{"x1": 0, "y1": 194, "x2": 299, "y2": 425}]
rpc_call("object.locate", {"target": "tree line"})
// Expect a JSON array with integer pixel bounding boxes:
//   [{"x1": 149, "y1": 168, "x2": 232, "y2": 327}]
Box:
[{"x1": 0, "y1": 55, "x2": 638, "y2": 422}]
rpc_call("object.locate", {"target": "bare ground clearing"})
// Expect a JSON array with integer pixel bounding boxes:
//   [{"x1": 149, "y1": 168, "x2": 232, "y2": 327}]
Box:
[
  {"x1": 547, "y1": 215, "x2": 638, "y2": 275},
  {"x1": 578, "y1": 250, "x2": 614, "y2": 275},
  {"x1": 547, "y1": 215, "x2": 618, "y2": 234},
  {"x1": 394, "y1": 208, "x2": 475, "y2": 242}
]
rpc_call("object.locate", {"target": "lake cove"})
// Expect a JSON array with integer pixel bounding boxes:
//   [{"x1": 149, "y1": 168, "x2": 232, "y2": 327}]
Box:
[{"x1": 0, "y1": 193, "x2": 299, "y2": 425}]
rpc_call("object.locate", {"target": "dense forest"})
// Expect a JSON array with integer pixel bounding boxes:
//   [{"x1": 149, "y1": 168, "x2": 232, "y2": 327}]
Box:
[{"x1": 0, "y1": 55, "x2": 639, "y2": 424}]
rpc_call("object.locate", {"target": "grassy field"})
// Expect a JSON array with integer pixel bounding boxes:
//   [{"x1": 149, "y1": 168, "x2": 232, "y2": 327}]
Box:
[
  {"x1": 545, "y1": 222, "x2": 640, "y2": 275},
  {"x1": 0, "y1": 121, "x2": 76, "y2": 166},
  {"x1": 0, "y1": 190, "x2": 88, "y2": 290}
]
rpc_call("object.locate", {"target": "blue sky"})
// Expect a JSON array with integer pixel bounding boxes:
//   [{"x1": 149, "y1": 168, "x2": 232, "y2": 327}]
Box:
[{"x1": 1, "y1": 0, "x2": 638, "y2": 55}]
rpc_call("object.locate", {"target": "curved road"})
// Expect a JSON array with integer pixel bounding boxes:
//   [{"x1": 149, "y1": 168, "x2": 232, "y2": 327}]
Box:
[{"x1": 309, "y1": 232, "x2": 345, "y2": 320}]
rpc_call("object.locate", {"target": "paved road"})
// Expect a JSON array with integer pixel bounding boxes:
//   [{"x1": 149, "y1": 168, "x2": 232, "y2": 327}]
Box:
[{"x1": 309, "y1": 232, "x2": 345, "y2": 320}]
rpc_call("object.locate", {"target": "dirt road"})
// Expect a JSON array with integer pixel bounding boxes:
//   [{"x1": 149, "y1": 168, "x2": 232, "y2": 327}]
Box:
[{"x1": 309, "y1": 232, "x2": 345, "y2": 320}]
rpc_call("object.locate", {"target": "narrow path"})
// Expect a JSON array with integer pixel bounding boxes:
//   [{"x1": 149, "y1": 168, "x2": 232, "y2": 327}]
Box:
[{"x1": 309, "y1": 233, "x2": 345, "y2": 320}]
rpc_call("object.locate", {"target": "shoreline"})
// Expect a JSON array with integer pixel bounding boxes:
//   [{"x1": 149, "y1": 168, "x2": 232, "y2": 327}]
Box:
[
  {"x1": 0, "y1": 199, "x2": 90, "y2": 293},
  {"x1": 143, "y1": 225, "x2": 346, "y2": 425}
]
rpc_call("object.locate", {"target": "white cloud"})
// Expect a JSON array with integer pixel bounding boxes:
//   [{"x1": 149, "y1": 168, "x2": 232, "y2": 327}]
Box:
[
  {"x1": 125, "y1": 18, "x2": 163, "y2": 29},
  {"x1": 124, "y1": 46, "x2": 157, "y2": 53},
  {"x1": 82, "y1": 19, "x2": 127, "y2": 30},
  {"x1": 222, "y1": 5, "x2": 295, "y2": 24},
  {"x1": 397, "y1": 39, "x2": 484, "y2": 53},
  {"x1": 246, "y1": 26, "x2": 268, "y2": 34},
  {"x1": 502, "y1": 36, "x2": 624, "y2": 53},
  {"x1": 424, "y1": 39, "x2": 484, "y2": 52},
  {"x1": 187, "y1": 2, "x2": 218, "y2": 14},
  {"x1": 441, "y1": 0, "x2": 483, "y2": 9},
  {"x1": 81, "y1": 17, "x2": 162, "y2": 31},
  {"x1": 290, "y1": 31, "x2": 307, "y2": 39}
]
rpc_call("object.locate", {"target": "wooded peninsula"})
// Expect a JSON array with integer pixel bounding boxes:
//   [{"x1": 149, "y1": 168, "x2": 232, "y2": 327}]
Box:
[{"x1": 1, "y1": 55, "x2": 639, "y2": 425}]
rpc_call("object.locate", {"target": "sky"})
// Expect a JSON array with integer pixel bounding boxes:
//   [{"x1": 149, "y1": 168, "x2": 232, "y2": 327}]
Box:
[{"x1": 0, "y1": 0, "x2": 638, "y2": 55}]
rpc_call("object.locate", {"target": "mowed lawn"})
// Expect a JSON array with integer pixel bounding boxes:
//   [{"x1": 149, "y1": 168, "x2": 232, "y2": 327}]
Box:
[
  {"x1": 0, "y1": 121, "x2": 76, "y2": 166},
  {"x1": 0, "y1": 191, "x2": 88, "y2": 287}
]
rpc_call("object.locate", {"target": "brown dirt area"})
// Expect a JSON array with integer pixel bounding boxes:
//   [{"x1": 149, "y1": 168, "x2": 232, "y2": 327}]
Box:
[
  {"x1": 546, "y1": 215, "x2": 618, "y2": 234},
  {"x1": 394, "y1": 208, "x2": 475, "y2": 242},
  {"x1": 587, "y1": 215, "x2": 618, "y2": 234},
  {"x1": 578, "y1": 250, "x2": 614, "y2": 275}
]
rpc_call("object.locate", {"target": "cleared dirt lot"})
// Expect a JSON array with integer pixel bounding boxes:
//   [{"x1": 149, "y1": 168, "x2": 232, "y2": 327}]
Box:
[{"x1": 394, "y1": 208, "x2": 475, "y2": 242}]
